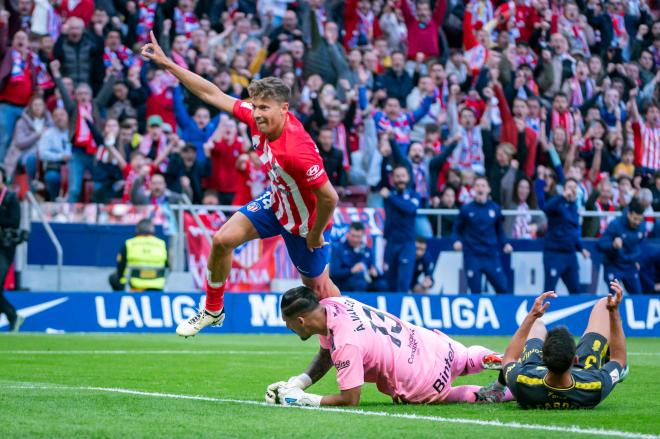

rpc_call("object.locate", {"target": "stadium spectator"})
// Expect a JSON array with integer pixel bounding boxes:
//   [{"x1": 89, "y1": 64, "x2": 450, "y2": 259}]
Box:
[
  {"x1": 452, "y1": 176, "x2": 511, "y2": 294},
  {"x1": 432, "y1": 186, "x2": 456, "y2": 237},
  {"x1": 382, "y1": 165, "x2": 420, "y2": 292},
  {"x1": 304, "y1": 18, "x2": 348, "y2": 88},
  {"x1": 373, "y1": 93, "x2": 434, "y2": 156},
  {"x1": 165, "y1": 142, "x2": 208, "y2": 203},
  {"x1": 584, "y1": 179, "x2": 616, "y2": 238},
  {"x1": 399, "y1": 0, "x2": 447, "y2": 61},
  {"x1": 53, "y1": 17, "x2": 102, "y2": 88},
  {"x1": 542, "y1": 178, "x2": 590, "y2": 295},
  {"x1": 317, "y1": 126, "x2": 346, "y2": 188},
  {"x1": 0, "y1": 164, "x2": 23, "y2": 331},
  {"x1": 203, "y1": 116, "x2": 245, "y2": 205},
  {"x1": 329, "y1": 222, "x2": 385, "y2": 292},
  {"x1": 50, "y1": 58, "x2": 116, "y2": 202},
  {"x1": 480, "y1": 283, "x2": 628, "y2": 408},
  {"x1": 411, "y1": 236, "x2": 434, "y2": 293},
  {"x1": 502, "y1": 173, "x2": 541, "y2": 239},
  {"x1": 4, "y1": 96, "x2": 52, "y2": 188},
  {"x1": 173, "y1": 85, "x2": 219, "y2": 159},
  {"x1": 597, "y1": 199, "x2": 646, "y2": 295},
  {"x1": 374, "y1": 51, "x2": 414, "y2": 107},
  {"x1": 131, "y1": 172, "x2": 183, "y2": 206},
  {"x1": 108, "y1": 218, "x2": 168, "y2": 291},
  {"x1": 36, "y1": 107, "x2": 71, "y2": 200},
  {"x1": 0, "y1": 10, "x2": 51, "y2": 163}
]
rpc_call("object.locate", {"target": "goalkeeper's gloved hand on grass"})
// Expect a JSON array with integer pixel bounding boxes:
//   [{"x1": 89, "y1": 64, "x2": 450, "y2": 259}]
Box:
[
  {"x1": 264, "y1": 373, "x2": 313, "y2": 405},
  {"x1": 276, "y1": 386, "x2": 322, "y2": 407}
]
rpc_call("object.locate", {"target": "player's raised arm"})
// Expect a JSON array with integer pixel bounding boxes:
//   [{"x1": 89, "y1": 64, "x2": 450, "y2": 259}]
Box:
[
  {"x1": 140, "y1": 31, "x2": 237, "y2": 114},
  {"x1": 606, "y1": 280, "x2": 627, "y2": 367},
  {"x1": 502, "y1": 291, "x2": 557, "y2": 365}
]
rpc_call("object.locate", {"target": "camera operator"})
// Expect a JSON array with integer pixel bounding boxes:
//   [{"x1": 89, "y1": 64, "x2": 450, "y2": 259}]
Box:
[{"x1": 0, "y1": 166, "x2": 24, "y2": 331}]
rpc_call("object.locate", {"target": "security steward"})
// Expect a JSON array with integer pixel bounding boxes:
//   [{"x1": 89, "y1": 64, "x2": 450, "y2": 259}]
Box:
[{"x1": 109, "y1": 219, "x2": 168, "y2": 291}]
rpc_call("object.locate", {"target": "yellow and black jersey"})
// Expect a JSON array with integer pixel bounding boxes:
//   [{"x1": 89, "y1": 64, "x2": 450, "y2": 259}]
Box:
[{"x1": 504, "y1": 333, "x2": 624, "y2": 409}]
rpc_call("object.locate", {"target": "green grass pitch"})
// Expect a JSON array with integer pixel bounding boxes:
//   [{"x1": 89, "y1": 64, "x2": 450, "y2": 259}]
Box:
[{"x1": 1, "y1": 333, "x2": 659, "y2": 439}]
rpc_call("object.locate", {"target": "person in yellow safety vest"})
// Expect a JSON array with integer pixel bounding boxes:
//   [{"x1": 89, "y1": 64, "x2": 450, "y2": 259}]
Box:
[{"x1": 108, "y1": 219, "x2": 168, "y2": 291}]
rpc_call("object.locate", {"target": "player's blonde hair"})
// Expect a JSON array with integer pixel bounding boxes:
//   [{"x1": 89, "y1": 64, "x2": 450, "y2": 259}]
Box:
[{"x1": 247, "y1": 77, "x2": 291, "y2": 104}]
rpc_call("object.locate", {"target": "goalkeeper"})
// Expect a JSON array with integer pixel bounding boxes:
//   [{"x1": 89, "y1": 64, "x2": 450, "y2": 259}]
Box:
[
  {"x1": 478, "y1": 280, "x2": 628, "y2": 409},
  {"x1": 265, "y1": 286, "x2": 508, "y2": 407}
]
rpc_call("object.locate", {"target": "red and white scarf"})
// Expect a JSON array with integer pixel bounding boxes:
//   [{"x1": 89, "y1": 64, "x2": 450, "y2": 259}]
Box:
[
  {"x1": 174, "y1": 7, "x2": 200, "y2": 38},
  {"x1": 551, "y1": 110, "x2": 575, "y2": 137},
  {"x1": 74, "y1": 103, "x2": 97, "y2": 154},
  {"x1": 465, "y1": 45, "x2": 488, "y2": 74},
  {"x1": 595, "y1": 199, "x2": 614, "y2": 237},
  {"x1": 331, "y1": 124, "x2": 350, "y2": 170},
  {"x1": 137, "y1": 0, "x2": 160, "y2": 44},
  {"x1": 570, "y1": 76, "x2": 593, "y2": 108},
  {"x1": 348, "y1": 9, "x2": 374, "y2": 48},
  {"x1": 513, "y1": 202, "x2": 534, "y2": 239},
  {"x1": 10, "y1": 49, "x2": 53, "y2": 88},
  {"x1": 450, "y1": 126, "x2": 484, "y2": 173}
]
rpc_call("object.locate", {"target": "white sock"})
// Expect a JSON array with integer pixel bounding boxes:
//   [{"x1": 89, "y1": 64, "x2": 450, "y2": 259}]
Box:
[{"x1": 207, "y1": 270, "x2": 224, "y2": 289}]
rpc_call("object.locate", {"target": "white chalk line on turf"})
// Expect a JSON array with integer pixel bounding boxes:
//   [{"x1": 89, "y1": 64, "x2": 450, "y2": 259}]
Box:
[
  {"x1": 0, "y1": 350, "x2": 310, "y2": 355},
  {"x1": 2, "y1": 382, "x2": 658, "y2": 439}
]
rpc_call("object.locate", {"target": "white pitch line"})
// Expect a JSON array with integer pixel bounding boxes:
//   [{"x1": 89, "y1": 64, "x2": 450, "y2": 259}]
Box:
[
  {"x1": 2, "y1": 382, "x2": 658, "y2": 439},
  {"x1": 0, "y1": 350, "x2": 310, "y2": 355}
]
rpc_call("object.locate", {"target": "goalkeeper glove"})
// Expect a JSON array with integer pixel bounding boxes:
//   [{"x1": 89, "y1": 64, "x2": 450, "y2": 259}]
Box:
[
  {"x1": 265, "y1": 373, "x2": 312, "y2": 405},
  {"x1": 277, "y1": 386, "x2": 322, "y2": 407}
]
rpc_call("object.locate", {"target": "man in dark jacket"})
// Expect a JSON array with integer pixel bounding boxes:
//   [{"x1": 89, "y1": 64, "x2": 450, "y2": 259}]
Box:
[
  {"x1": 0, "y1": 166, "x2": 24, "y2": 332},
  {"x1": 53, "y1": 17, "x2": 102, "y2": 88},
  {"x1": 317, "y1": 127, "x2": 346, "y2": 188},
  {"x1": 330, "y1": 222, "x2": 384, "y2": 292},
  {"x1": 542, "y1": 178, "x2": 591, "y2": 294},
  {"x1": 452, "y1": 176, "x2": 512, "y2": 294},
  {"x1": 382, "y1": 165, "x2": 421, "y2": 292},
  {"x1": 597, "y1": 199, "x2": 646, "y2": 294},
  {"x1": 374, "y1": 52, "x2": 414, "y2": 107}
]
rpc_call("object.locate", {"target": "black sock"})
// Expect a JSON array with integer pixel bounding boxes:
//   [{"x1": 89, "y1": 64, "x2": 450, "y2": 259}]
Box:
[{"x1": 497, "y1": 369, "x2": 506, "y2": 386}]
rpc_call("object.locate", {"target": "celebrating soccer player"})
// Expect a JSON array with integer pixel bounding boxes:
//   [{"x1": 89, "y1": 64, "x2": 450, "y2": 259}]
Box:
[
  {"x1": 478, "y1": 281, "x2": 628, "y2": 408},
  {"x1": 264, "y1": 286, "x2": 507, "y2": 406},
  {"x1": 141, "y1": 33, "x2": 340, "y2": 336}
]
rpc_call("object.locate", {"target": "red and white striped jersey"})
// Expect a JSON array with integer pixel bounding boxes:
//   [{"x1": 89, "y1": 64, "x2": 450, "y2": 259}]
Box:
[
  {"x1": 632, "y1": 121, "x2": 660, "y2": 172},
  {"x1": 233, "y1": 100, "x2": 330, "y2": 237}
]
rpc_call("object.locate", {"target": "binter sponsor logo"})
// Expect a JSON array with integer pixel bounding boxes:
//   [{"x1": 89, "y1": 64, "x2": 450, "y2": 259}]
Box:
[{"x1": 335, "y1": 360, "x2": 351, "y2": 371}]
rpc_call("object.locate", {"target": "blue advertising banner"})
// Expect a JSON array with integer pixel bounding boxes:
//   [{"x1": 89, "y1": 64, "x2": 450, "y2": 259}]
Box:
[{"x1": 3, "y1": 292, "x2": 659, "y2": 337}]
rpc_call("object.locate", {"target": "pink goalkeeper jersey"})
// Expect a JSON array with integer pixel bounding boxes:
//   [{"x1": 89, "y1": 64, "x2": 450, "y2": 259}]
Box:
[
  {"x1": 318, "y1": 297, "x2": 459, "y2": 403},
  {"x1": 232, "y1": 100, "x2": 330, "y2": 237}
]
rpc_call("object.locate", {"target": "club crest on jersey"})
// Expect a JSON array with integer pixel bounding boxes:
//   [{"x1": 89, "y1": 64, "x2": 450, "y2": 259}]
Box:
[
  {"x1": 251, "y1": 135, "x2": 261, "y2": 150},
  {"x1": 489, "y1": 209, "x2": 495, "y2": 218},
  {"x1": 246, "y1": 202, "x2": 261, "y2": 212}
]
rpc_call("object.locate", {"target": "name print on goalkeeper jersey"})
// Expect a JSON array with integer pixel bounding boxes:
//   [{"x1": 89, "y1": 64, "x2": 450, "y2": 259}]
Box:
[{"x1": 317, "y1": 297, "x2": 465, "y2": 404}]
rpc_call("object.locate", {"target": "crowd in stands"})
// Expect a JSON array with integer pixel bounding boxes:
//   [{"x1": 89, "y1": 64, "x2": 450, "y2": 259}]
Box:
[{"x1": 1, "y1": 0, "x2": 660, "y2": 245}]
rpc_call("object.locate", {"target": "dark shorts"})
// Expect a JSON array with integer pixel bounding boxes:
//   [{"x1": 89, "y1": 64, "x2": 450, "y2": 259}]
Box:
[
  {"x1": 574, "y1": 332, "x2": 609, "y2": 370},
  {"x1": 238, "y1": 191, "x2": 331, "y2": 279}
]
